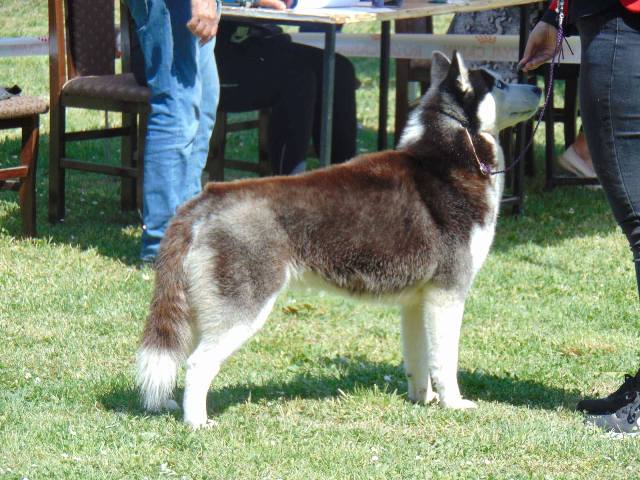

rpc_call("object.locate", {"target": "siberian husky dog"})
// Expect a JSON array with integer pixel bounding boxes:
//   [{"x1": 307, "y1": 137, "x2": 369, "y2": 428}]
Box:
[{"x1": 136, "y1": 51, "x2": 541, "y2": 428}]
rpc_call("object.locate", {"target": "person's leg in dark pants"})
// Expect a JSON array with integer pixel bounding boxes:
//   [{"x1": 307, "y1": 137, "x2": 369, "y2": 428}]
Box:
[
  {"x1": 578, "y1": 11, "x2": 640, "y2": 297},
  {"x1": 295, "y1": 25, "x2": 357, "y2": 165},
  {"x1": 216, "y1": 35, "x2": 316, "y2": 175},
  {"x1": 522, "y1": 6, "x2": 640, "y2": 432},
  {"x1": 285, "y1": 43, "x2": 358, "y2": 165},
  {"x1": 314, "y1": 52, "x2": 358, "y2": 164},
  {"x1": 216, "y1": 33, "x2": 357, "y2": 174}
]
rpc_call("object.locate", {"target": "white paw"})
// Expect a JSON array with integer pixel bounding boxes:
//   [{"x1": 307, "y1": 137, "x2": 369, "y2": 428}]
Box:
[
  {"x1": 408, "y1": 388, "x2": 439, "y2": 405},
  {"x1": 164, "y1": 399, "x2": 180, "y2": 411},
  {"x1": 425, "y1": 390, "x2": 439, "y2": 404},
  {"x1": 200, "y1": 418, "x2": 218, "y2": 429},
  {"x1": 185, "y1": 418, "x2": 217, "y2": 430},
  {"x1": 440, "y1": 398, "x2": 477, "y2": 410}
]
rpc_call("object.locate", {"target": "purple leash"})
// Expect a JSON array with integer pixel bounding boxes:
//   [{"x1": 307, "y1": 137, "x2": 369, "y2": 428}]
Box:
[{"x1": 486, "y1": 0, "x2": 567, "y2": 176}]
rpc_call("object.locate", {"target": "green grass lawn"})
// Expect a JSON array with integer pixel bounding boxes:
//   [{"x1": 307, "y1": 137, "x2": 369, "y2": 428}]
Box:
[{"x1": 1, "y1": 3, "x2": 639, "y2": 479}]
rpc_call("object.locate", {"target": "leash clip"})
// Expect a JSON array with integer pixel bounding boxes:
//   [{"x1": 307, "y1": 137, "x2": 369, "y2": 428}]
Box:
[
  {"x1": 557, "y1": 0, "x2": 565, "y2": 27},
  {"x1": 464, "y1": 128, "x2": 491, "y2": 176}
]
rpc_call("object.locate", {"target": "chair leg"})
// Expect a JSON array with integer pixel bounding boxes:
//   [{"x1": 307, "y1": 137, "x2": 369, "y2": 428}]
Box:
[
  {"x1": 544, "y1": 70, "x2": 556, "y2": 190},
  {"x1": 524, "y1": 119, "x2": 535, "y2": 177},
  {"x1": 500, "y1": 127, "x2": 514, "y2": 190},
  {"x1": 512, "y1": 122, "x2": 527, "y2": 216},
  {"x1": 121, "y1": 112, "x2": 137, "y2": 211},
  {"x1": 257, "y1": 109, "x2": 271, "y2": 176},
  {"x1": 394, "y1": 59, "x2": 410, "y2": 147},
  {"x1": 19, "y1": 115, "x2": 40, "y2": 237},
  {"x1": 136, "y1": 111, "x2": 148, "y2": 211},
  {"x1": 564, "y1": 75, "x2": 579, "y2": 149},
  {"x1": 524, "y1": 76, "x2": 537, "y2": 177},
  {"x1": 206, "y1": 112, "x2": 227, "y2": 181},
  {"x1": 48, "y1": 104, "x2": 65, "y2": 223}
]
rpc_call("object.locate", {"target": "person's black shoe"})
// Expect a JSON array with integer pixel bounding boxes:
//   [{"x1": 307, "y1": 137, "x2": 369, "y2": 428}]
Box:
[{"x1": 576, "y1": 369, "x2": 640, "y2": 415}]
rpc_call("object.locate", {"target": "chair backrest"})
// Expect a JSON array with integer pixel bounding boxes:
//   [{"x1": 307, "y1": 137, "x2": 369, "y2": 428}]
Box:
[
  {"x1": 65, "y1": 0, "x2": 116, "y2": 78},
  {"x1": 48, "y1": 0, "x2": 116, "y2": 86},
  {"x1": 393, "y1": 17, "x2": 433, "y2": 146},
  {"x1": 394, "y1": 17, "x2": 432, "y2": 35}
]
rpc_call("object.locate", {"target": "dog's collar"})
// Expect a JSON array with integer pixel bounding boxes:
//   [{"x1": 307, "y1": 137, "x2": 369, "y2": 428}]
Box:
[
  {"x1": 426, "y1": 107, "x2": 471, "y2": 129},
  {"x1": 425, "y1": 107, "x2": 494, "y2": 176}
]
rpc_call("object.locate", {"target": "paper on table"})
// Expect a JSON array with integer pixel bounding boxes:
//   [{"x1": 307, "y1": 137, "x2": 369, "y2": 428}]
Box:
[
  {"x1": 428, "y1": 0, "x2": 470, "y2": 4},
  {"x1": 290, "y1": 0, "x2": 365, "y2": 9}
]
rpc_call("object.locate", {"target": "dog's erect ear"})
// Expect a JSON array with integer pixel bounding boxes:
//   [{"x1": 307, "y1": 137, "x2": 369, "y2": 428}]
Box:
[
  {"x1": 446, "y1": 50, "x2": 472, "y2": 94},
  {"x1": 430, "y1": 51, "x2": 451, "y2": 86}
]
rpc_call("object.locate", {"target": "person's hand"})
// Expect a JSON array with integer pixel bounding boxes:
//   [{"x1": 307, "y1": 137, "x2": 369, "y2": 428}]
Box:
[
  {"x1": 188, "y1": 0, "x2": 220, "y2": 44},
  {"x1": 255, "y1": 0, "x2": 288, "y2": 9},
  {"x1": 518, "y1": 21, "x2": 558, "y2": 72}
]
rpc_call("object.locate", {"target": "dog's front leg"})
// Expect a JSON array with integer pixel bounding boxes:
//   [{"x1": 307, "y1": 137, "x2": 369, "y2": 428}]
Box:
[
  {"x1": 423, "y1": 288, "x2": 476, "y2": 409},
  {"x1": 401, "y1": 302, "x2": 437, "y2": 404}
]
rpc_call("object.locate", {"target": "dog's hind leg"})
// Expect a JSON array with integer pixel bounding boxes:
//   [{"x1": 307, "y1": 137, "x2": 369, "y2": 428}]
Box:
[
  {"x1": 182, "y1": 292, "x2": 280, "y2": 428},
  {"x1": 423, "y1": 287, "x2": 476, "y2": 409},
  {"x1": 182, "y1": 343, "x2": 222, "y2": 429},
  {"x1": 181, "y1": 239, "x2": 288, "y2": 428},
  {"x1": 183, "y1": 295, "x2": 277, "y2": 428},
  {"x1": 401, "y1": 302, "x2": 437, "y2": 404}
]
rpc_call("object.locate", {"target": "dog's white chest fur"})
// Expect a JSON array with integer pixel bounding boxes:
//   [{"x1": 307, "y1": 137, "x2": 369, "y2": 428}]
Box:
[{"x1": 469, "y1": 135, "x2": 504, "y2": 276}]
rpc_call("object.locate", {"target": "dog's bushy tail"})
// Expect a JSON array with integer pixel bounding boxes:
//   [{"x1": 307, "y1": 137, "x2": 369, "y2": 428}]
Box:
[{"x1": 136, "y1": 218, "x2": 193, "y2": 412}]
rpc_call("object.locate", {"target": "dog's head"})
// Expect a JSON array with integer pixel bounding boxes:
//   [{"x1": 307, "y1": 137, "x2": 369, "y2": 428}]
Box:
[
  {"x1": 432, "y1": 51, "x2": 541, "y2": 133},
  {"x1": 406, "y1": 51, "x2": 541, "y2": 140}
]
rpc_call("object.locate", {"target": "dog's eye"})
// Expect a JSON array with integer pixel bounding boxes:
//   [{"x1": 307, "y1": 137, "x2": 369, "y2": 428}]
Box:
[{"x1": 496, "y1": 80, "x2": 506, "y2": 90}]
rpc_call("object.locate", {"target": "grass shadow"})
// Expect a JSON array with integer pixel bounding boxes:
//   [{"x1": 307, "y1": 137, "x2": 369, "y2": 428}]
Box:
[
  {"x1": 98, "y1": 357, "x2": 580, "y2": 418},
  {"x1": 459, "y1": 369, "x2": 581, "y2": 409}
]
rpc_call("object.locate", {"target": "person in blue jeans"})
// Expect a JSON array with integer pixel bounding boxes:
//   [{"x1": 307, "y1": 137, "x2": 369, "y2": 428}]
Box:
[
  {"x1": 520, "y1": 0, "x2": 640, "y2": 434},
  {"x1": 125, "y1": 0, "x2": 221, "y2": 263}
]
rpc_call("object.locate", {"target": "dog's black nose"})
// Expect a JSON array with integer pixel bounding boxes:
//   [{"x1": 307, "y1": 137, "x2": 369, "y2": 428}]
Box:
[{"x1": 532, "y1": 86, "x2": 542, "y2": 96}]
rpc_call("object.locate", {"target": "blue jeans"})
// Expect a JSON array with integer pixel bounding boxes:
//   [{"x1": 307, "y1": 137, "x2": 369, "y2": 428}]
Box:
[
  {"x1": 126, "y1": 0, "x2": 219, "y2": 261},
  {"x1": 577, "y1": 9, "x2": 640, "y2": 294}
]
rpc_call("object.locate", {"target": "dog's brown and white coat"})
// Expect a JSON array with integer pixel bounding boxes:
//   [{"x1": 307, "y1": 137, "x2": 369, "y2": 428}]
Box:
[{"x1": 136, "y1": 52, "x2": 541, "y2": 428}]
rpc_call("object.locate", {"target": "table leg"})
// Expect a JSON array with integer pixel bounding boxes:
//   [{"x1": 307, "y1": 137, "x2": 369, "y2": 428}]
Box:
[
  {"x1": 378, "y1": 20, "x2": 391, "y2": 151},
  {"x1": 319, "y1": 24, "x2": 336, "y2": 168},
  {"x1": 513, "y1": 4, "x2": 531, "y2": 215}
]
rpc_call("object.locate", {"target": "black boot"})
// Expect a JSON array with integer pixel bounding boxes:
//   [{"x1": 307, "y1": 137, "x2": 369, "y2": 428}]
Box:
[
  {"x1": 576, "y1": 369, "x2": 640, "y2": 414},
  {"x1": 635, "y1": 258, "x2": 640, "y2": 299}
]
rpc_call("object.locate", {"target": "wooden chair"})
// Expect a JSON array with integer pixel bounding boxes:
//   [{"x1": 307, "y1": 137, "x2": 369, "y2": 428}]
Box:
[
  {"x1": 48, "y1": 0, "x2": 150, "y2": 223},
  {"x1": 394, "y1": 17, "x2": 433, "y2": 147},
  {"x1": 530, "y1": 64, "x2": 595, "y2": 189},
  {"x1": 205, "y1": 109, "x2": 272, "y2": 181},
  {"x1": 0, "y1": 96, "x2": 48, "y2": 236}
]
